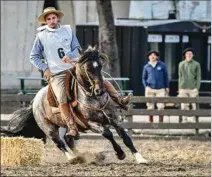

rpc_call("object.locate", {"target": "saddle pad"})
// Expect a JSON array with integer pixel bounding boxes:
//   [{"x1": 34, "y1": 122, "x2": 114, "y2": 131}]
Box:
[{"x1": 50, "y1": 106, "x2": 88, "y2": 129}]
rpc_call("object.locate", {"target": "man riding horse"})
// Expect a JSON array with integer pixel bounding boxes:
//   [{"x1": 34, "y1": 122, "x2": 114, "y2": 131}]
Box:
[{"x1": 30, "y1": 7, "x2": 132, "y2": 138}]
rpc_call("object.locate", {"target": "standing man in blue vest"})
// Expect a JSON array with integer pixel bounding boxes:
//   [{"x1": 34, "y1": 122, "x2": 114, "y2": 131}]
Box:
[{"x1": 142, "y1": 50, "x2": 170, "y2": 123}]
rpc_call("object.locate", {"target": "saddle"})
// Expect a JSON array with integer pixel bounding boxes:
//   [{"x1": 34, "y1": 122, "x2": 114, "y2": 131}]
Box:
[{"x1": 47, "y1": 69, "x2": 89, "y2": 130}]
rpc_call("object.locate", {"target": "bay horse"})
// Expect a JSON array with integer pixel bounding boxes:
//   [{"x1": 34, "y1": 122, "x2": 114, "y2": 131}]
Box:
[{"x1": 1, "y1": 46, "x2": 147, "y2": 164}]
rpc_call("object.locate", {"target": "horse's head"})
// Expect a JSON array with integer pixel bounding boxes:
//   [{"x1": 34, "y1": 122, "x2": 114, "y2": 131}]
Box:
[{"x1": 76, "y1": 46, "x2": 108, "y2": 96}]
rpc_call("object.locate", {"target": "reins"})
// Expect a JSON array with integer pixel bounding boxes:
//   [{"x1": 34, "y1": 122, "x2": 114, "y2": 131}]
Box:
[
  {"x1": 69, "y1": 62, "x2": 111, "y2": 111},
  {"x1": 76, "y1": 93, "x2": 110, "y2": 111}
]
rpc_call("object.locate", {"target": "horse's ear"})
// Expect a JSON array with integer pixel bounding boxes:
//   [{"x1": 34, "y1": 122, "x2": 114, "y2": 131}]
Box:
[
  {"x1": 99, "y1": 53, "x2": 109, "y2": 66},
  {"x1": 78, "y1": 48, "x2": 83, "y2": 55},
  {"x1": 93, "y1": 45, "x2": 99, "y2": 51}
]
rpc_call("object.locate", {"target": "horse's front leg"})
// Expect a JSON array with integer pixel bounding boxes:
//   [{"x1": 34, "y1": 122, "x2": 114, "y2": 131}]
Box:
[
  {"x1": 102, "y1": 127, "x2": 126, "y2": 160},
  {"x1": 111, "y1": 120, "x2": 148, "y2": 164}
]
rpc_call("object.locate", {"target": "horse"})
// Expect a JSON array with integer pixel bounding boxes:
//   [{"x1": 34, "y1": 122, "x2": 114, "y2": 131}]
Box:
[{"x1": 1, "y1": 46, "x2": 147, "y2": 164}]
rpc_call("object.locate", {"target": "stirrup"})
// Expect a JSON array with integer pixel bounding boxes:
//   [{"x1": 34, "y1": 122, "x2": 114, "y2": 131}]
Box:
[
  {"x1": 119, "y1": 104, "x2": 130, "y2": 111},
  {"x1": 66, "y1": 131, "x2": 80, "y2": 140},
  {"x1": 66, "y1": 124, "x2": 80, "y2": 140},
  {"x1": 120, "y1": 93, "x2": 132, "y2": 103}
]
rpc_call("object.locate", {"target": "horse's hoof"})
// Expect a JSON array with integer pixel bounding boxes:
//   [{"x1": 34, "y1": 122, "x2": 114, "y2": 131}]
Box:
[
  {"x1": 116, "y1": 151, "x2": 126, "y2": 160},
  {"x1": 133, "y1": 152, "x2": 148, "y2": 164}
]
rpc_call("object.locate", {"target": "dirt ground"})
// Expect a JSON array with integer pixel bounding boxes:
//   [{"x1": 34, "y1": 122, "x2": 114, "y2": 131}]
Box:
[{"x1": 1, "y1": 138, "x2": 211, "y2": 176}]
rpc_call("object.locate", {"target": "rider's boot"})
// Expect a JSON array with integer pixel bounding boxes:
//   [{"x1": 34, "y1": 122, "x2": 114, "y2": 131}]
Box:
[
  {"x1": 59, "y1": 103, "x2": 80, "y2": 140},
  {"x1": 104, "y1": 80, "x2": 132, "y2": 110}
]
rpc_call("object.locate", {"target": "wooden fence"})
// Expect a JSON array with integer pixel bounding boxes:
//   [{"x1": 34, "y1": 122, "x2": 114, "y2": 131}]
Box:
[
  {"x1": 120, "y1": 96, "x2": 211, "y2": 135},
  {"x1": 1, "y1": 95, "x2": 211, "y2": 136}
]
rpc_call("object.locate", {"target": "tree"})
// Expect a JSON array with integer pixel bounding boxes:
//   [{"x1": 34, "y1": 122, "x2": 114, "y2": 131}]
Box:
[
  {"x1": 58, "y1": 1, "x2": 76, "y2": 33},
  {"x1": 96, "y1": 0, "x2": 120, "y2": 77},
  {"x1": 171, "y1": 0, "x2": 179, "y2": 18}
]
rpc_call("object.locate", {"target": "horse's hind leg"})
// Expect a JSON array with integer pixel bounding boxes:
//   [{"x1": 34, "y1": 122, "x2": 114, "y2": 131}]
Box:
[
  {"x1": 112, "y1": 121, "x2": 148, "y2": 164},
  {"x1": 41, "y1": 122, "x2": 74, "y2": 161},
  {"x1": 102, "y1": 127, "x2": 126, "y2": 160}
]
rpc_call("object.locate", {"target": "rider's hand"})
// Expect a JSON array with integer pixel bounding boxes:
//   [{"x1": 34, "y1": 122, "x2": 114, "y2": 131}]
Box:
[
  {"x1": 146, "y1": 86, "x2": 152, "y2": 92},
  {"x1": 44, "y1": 69, "x2": 50, "y2": 81},
  {"x1": 165, "y1": 88, "x2": 170, "y2": 94},
  {"x1": 62, "y1": 56, "x2": 73, "y2": 64}
]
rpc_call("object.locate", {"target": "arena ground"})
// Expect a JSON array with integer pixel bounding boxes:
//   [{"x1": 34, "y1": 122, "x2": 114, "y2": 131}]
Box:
[{"x1": 1, "y1": 138, "x2": 211, "y2": 176}]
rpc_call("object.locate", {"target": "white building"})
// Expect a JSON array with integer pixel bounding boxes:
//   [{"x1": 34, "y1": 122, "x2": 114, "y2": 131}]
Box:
[
  {"x1": 129, "y1": 0, "x2": 211, "y2": 21},
  {"x1": 74, "y1": 0, "x2": 211, "y2": 24}
]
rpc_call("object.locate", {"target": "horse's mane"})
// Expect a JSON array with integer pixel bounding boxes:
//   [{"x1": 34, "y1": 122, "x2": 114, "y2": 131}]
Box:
[{"x1": 78, "y1": 46, "x2": 109, "y2": 64}]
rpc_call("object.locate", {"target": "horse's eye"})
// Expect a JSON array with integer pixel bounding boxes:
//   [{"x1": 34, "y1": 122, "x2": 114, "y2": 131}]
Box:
[{"x1": 98, "y1": 65, "x2": 102, "y2": 70}]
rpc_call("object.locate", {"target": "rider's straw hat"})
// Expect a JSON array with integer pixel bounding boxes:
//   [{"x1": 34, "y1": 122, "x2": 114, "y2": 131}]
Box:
[{"x1": 38, "y1": 7, "x2": 64, "y2": 24}]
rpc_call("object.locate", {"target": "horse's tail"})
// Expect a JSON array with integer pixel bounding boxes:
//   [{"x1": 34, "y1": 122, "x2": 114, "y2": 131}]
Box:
[
  {"x1": 1, "y1": 104, "x2": 46, "y2": 142},
  {"x1": 0, "y1": 127, "x2": 13, "y2": 134}
]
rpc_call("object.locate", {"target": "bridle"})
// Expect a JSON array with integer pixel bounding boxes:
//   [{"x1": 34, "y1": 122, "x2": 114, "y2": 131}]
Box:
[{"x1": 77, "y1": 58, "x2": 97, "y2": 97}]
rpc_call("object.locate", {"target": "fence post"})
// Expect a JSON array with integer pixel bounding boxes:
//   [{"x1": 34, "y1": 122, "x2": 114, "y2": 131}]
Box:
[
  {"x1": 20, "y1": 79, "x2": 25, "y2": 94},
  {"x1": 179, "y1": 115, "x2": 182, "y2": 123},
  {"x1": 195, "y1": 103, "x2": 199, "y2": 136},
  {"x1": 179, "y1": 103, "x2": 182, "y2": 123},
  {"x1": 127, "y1": 115, "x2": 133, "y2": 137}
]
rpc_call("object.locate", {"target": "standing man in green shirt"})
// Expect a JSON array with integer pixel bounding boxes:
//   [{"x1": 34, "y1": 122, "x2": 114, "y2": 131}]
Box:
[{"x1": 178, "y1": 48, "x2": 201, "y2": 121}]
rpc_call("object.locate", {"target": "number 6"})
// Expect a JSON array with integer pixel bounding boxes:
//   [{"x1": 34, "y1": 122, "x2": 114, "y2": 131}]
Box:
[{"x1": 58, "y1": 48, "x2": 65, "y2": 59}]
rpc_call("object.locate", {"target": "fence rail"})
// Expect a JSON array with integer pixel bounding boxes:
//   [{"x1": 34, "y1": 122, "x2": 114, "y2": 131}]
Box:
[
  {"x1": 16, "y1": 77, "x2": 132, "y2": 94},
  {"x1": 2, "y1": 95, "x2": 211, "y2": 104},
  {"x1": 121, "y1": 109, "x2": 210, "y2": 116},
  {"x1": 122, "y1": 123, "x2": 210, "y2": 129},
  {"x1": 132, "y1": 96, "x2": 211, "y2": 104}
]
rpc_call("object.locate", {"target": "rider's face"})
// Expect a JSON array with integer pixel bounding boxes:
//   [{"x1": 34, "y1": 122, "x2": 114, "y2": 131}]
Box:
[{"x1": 45, "y1": 13, "x2": 59, "y2": 28}]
